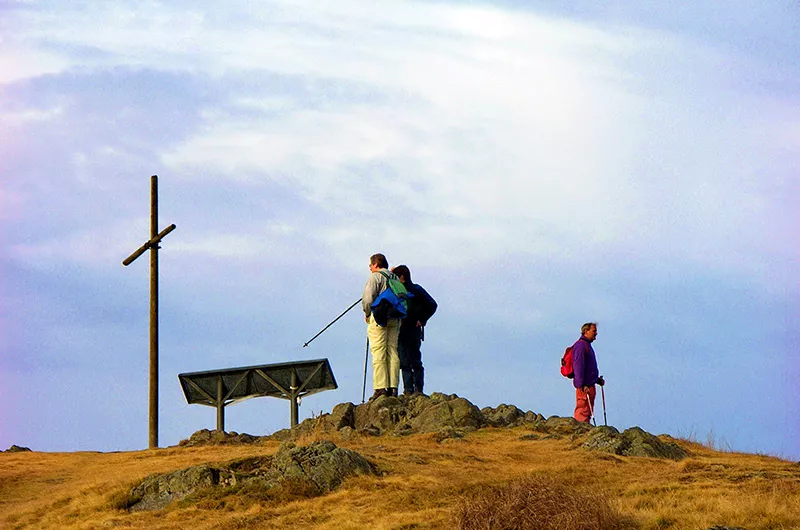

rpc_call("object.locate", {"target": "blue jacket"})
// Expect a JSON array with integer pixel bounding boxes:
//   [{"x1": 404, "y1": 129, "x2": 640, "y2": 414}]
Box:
[
  {"x1": 400, "y1": 282, "x2": 437, "y2": 333},
  {"x1": 572, "y1": 336, "x2": 599, "y2": 389}
]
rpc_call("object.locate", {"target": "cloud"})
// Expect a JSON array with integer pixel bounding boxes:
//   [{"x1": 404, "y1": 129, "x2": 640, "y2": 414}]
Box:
[
  {"x1": 1, "y1": 0, "x2": 797, "y2": 456},
  {"x1": 4, "y1": 0, "x2": 795, "y2": 291}
]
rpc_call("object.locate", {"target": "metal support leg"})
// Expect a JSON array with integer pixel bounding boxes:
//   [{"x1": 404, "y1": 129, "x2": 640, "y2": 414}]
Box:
[
  {"x1": 216, "y1": 376, "x2": 225, "y2": 432},
  {"x1": 290, "y1": 369, "x2": 299, "y2": 427}
]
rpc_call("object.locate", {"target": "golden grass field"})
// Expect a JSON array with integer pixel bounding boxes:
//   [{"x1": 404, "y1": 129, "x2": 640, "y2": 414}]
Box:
[{"x1": 1, "y1": 426, "x2": 799, "y2": 530}]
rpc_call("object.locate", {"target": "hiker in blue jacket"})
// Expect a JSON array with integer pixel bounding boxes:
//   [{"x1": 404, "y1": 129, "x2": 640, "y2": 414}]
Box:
[
  {"x1": 363, "y1": 253, "x2": 402, "y2": 399},
  {"x1": 572, "y1": 322, "x2": 605, "y2": 423},
  {"x1": 392, "y1": 265, "x2": 437, "y2": 396}
]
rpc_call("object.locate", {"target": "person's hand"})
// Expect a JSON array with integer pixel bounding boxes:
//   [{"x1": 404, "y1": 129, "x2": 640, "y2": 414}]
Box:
[
  {"x1": 365, "y1": 315, "x2": 370, "y2": 324},
  {"x1": 598, "y1": 376, "x2": 605, "y2": 387}
]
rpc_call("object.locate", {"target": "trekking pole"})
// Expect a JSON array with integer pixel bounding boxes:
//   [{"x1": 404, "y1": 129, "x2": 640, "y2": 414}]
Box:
[
  {"x1": 303, "y1": 298, "x2": 361, "y2": 347},
  {"x1": 586, "y1": 391, "x2": 596, "y2": 427},
  {"x1": 601, "y1": 385, "x2": 607, "y2": 426},
  {"x1": 361, "y1": 338, "x2": 369, "y2": 403}
]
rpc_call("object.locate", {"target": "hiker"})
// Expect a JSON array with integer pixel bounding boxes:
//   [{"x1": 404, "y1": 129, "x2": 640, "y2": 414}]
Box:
[
  {"x1": 572, "y1": 322, "x2": 605, "y2": 423},
  {"x1": 391, "y1": 265, "x2": 437, "y2": 396},
  {"x1": 362, "y1": 253, "x2": 402, "y2": 399}
]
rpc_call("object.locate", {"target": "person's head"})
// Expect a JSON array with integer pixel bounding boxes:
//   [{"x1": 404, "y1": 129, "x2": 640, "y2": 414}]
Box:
[
  {"x1": 369, "y1": 253, "x2": 389, "y2": 272},
  {"x1": 392, "y1": 264, "x2": 411, "y2": 284},
  {"x1": 581, "y1": 322, "x2": 598, "y2": 342}
]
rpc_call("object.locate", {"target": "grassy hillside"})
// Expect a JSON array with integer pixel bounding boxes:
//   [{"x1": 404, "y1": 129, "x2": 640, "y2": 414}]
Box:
[{"x1": 1, "y1": 425, "x2": 799, "y2": 529}]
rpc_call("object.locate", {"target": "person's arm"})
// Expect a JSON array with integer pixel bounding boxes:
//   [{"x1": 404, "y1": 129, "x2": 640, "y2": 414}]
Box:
[
  {"x1": 362, "y1": 274, "x2": 381, "y2": 320},
  {"x1": 415, "y1": 285, "x2": 437, "y2": 326},
  {"x1": 572, "y1": 341, "x2": 586, "y2": 390}
]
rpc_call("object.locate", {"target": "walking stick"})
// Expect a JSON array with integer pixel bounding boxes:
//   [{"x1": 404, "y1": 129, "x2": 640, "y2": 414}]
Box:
[
  {"x1": 601, "y1": 385, "x2": 607, "y2": 426},
  {"x1": 361, "y1": 338, "x2": 369, "y2": 404},
  {"x1": 586, "y1": 390, "x2": 596, "y2": 427},
  {"x1": 303, "y1": 298, "x2": 361, "y2": 347}
]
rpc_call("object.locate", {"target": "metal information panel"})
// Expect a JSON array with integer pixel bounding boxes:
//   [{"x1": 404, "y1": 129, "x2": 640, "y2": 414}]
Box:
[{"x1": 178, "y1": 358, "x2": 337, "y2": 431}]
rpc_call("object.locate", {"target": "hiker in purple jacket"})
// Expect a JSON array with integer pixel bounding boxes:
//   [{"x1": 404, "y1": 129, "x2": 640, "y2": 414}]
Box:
[{"x1": 572, "y1": 322, "x2": 604, "y2": 423}]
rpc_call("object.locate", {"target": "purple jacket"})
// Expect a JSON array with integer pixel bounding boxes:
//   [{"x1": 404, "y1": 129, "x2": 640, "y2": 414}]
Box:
[{"x1": 572, "y1": 336, "x2": 599, "y2": 389}]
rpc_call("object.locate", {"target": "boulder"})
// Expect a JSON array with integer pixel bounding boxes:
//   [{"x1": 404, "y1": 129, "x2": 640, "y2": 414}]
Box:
[
  {"x1": 354, "y1": 395, "x2": 409, "y2": 433},
  {"x1": 410, "y1": 395, "x2": 484, "y2": 433},
  {"x1": 178, "y1": 429, "x2": 265, "y2": 447},
  {"x1": 327, "y1": 402, "x2": 356, "y2": 430},
  {"x1": 272, "y1": 441, "x2": 374, "y2": 492},
  {"x1": 130, "y1": 465, "x2": 219, "y2": 511},
  {"x1": 3, "y1": 445, "x2": 32, "y2": 453},
  {"x1": 583, "y1": 426, "x2": 688, "y2": 460},
  {"x1": 127, "y1": 441, "x2": 376, "y2": 511},
  {"x1": 544, "y1": 415, "x2": 594, "y2": 436},
  {"x1": 482, "y1": 404, "x2": 525, "y2": 427},
  {"x1": 329, "y1": 392, "x2": 486, "y2": 437}
]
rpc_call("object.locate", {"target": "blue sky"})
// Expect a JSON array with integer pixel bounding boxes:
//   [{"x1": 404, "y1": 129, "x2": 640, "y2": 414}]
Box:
[{"x1": 1, "y1": 1, "x2": 797, "y2": 459}]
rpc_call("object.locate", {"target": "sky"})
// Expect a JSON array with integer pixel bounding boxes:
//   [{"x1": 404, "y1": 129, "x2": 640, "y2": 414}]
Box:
[{"x1": 1, "y1": 1, "x2": 798, "y2": 459}]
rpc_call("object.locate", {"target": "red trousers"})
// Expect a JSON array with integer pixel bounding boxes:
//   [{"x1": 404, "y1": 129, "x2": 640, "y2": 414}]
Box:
[{"x1": 574, "y1": 386, "x2": 597, "y2": 423}]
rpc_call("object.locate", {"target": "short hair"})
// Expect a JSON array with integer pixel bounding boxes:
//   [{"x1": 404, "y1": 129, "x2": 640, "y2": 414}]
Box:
[
  {"x1": 370, "y1": 253, "x2": 388, "y2": 269},
  {"x1": 392, "y1": 264, "x2": 411, "y2": 283},
  {"x1": 581, "y1": 322, "x2": 597, "y2": 334}
]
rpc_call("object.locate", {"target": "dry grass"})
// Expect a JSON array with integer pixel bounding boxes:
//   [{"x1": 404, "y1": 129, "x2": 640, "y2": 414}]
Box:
[
  {"x1": 453, "y1": 473, "x2": 637, "y2": 529},
  {"x1": 1, "y1": 428, "x2": 799, "y2": 530}
]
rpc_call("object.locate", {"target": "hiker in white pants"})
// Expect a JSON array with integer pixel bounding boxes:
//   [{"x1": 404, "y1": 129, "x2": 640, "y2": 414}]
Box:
[{"x1": 362, "y1": 253, "x2": 402, "y2": 398}]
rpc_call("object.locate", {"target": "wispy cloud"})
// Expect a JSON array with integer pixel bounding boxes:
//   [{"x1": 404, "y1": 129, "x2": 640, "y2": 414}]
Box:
[{"x1": 1, "y1": 0, "x2": 797, "y2": 456}]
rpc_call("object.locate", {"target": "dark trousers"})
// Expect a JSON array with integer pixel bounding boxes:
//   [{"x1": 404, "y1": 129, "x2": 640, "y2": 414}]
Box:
[{"x1": 398, "y1": 327, "x2": 424, "y2": 393}]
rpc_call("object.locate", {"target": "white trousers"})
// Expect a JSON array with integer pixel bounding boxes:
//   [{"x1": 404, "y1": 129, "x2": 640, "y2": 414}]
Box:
[{"x1": 366, "y1": 314, "x2": 401, "y2": 390}]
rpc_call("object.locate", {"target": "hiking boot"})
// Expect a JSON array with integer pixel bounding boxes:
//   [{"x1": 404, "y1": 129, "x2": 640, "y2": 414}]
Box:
[
  {"x1": 370, "y1": 389, "x2": 386, "y2": 400},
  {"x1": 402, "y1": 389, "x2": 414, "y2": 396},
  {"x1": 387, "y1": 388, "x2": 398, "y2": 398}
]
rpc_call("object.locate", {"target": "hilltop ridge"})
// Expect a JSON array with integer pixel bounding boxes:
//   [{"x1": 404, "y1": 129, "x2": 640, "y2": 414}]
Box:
[
  {"x1": 1, "y1": 392, "x2": 799, "y2": 529},
  {"x1": 181, "y1": 392, "x2": 688, "y2": 461}
]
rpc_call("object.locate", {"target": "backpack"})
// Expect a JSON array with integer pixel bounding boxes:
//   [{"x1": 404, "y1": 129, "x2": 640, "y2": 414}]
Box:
[
  {"x1": 370, "y1": 270, "x2": 413, "y2": 326},
  {"x1": 560, "y1": 346, "x2": 574, "y2": 379}
]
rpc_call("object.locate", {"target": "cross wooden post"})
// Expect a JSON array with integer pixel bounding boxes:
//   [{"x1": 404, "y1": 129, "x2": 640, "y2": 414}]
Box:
[{"x1": 123, "y1": 175, "x2": 176, "y2": 449}]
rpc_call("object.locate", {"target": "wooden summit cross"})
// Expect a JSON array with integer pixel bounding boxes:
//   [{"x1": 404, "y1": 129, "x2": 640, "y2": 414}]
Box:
[{"x1": 123, "y1": 175, "x2": 176, "y2": 449}]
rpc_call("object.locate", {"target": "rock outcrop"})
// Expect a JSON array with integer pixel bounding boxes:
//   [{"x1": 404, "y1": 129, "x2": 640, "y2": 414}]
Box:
[
  {"x1": 178, "y1": 392, "x2": 688, "y2": 461},
  {"x1": 271, "y1": 440, "x2": 375, "y2": 492},
  {"x1": 178, "y1": 429, "x2": 265, "y2": 447},
  {"x1": 583, "y1": 426, "x2": 688, "y2": 460},
  {"x1": 2, "y1": 445, "x2": 32, "y2": 453},
  {"x1": 271, "y1": 392, "x2": 486, "y2": 441},
  {"x1": 128, "y1": 440, "x2": 375, "y2": 511}
]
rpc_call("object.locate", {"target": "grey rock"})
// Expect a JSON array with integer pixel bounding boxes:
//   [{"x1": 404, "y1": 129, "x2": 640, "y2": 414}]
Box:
[
  {"x1": 482, "y1": 404, "x2": 524, "y2": 427},
  {"x1": 522, "y1": 411, "x2": 546, "y2": 424},
  {"x1": 130, "y1": 465, "x2": 219, "y2": 512},
  {"x1": 272, "y1": 440, "x2": 374, "y2": 492},
  {"x1": 583, "y1": 426, "x2": 688, "y2": 460},
  {"x1": 178, "y1": 429, "x2": 264, "y2": 447},
  {"x1": 410, "y1": 396, "x2": 484, "y2": 433},
  {"x1": 338, "y1": 426, "x2": 355, "y2": 440},
  {"x1": 328, "y1": 402, "x2": 356, "y2": 430},
  {"x1": 544, "y1": 415, "x2": 594, "y2": 436},
  {"x1": 128, "y1": 440, "x2": 376, "y2": 511},
  {"x1": 4, "y1": 445, "x2": 32, "y2": 453}
]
